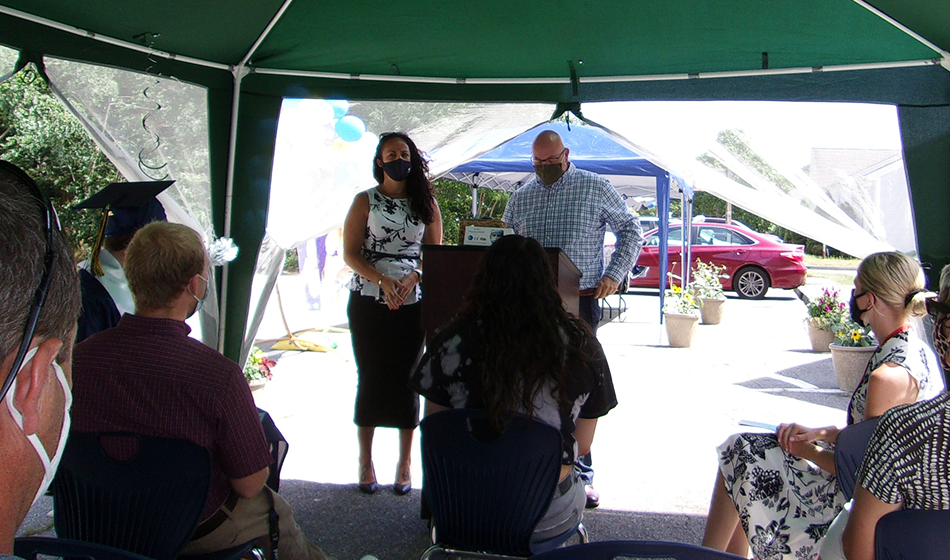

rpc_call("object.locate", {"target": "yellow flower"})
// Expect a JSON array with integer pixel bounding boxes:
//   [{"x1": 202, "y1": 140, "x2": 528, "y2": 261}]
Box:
[
  {"x1": 672, "y1": 285, "x2": 682, "y2": 294},
  {"x1": 851, "y1": 330, "x2": 861, "y2": 342}
]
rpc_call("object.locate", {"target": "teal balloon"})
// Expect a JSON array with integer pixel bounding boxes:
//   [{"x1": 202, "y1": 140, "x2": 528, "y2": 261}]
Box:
[
  {"x1": 327, "y1": 99, "x2": 349, "y2": 119},
  {"x1": 335, "y1": 115, "x2": 365, "y2": 142}
]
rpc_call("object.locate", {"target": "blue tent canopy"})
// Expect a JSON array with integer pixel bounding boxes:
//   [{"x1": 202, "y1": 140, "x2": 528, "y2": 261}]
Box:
[{"x1": 442, "y1": 120, "x2": 693, "y2": 321}]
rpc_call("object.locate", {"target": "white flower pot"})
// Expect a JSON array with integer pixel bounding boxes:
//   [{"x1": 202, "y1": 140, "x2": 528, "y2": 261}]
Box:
[
  {"x1": 829, "y1": 344, "x2": 876, "y2": 392},
  {"x1": 665, "y1": 312, "x2": 699, "y2": 348},
  {"x1": 806, "y1": 320, "x2": 835, "y2": 352},
  {"x1": 699, "y1": 297, "x2": 725, "y2": 325}
]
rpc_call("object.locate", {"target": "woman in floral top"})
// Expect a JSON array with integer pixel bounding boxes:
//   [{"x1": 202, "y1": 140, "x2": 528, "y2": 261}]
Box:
[
  {"x1": 702, "y1": 252, "x2": 944, "y2": 560},
  {"x1": 343, "y1": 132, "x2": 442, "y2": 496}
]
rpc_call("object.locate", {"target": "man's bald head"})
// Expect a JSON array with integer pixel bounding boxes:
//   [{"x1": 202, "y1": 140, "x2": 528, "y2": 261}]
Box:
[
  {"x1": 532, "y1": 130, "x2": 567, "y2": 162},
  {"x1": 532, "y1": 130, "x2": 570, "y2": 185}
]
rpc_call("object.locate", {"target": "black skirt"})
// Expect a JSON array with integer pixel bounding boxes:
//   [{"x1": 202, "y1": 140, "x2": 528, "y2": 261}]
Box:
[{"x1": 347, "y1": 292, "x2": 424, "y2": 429}]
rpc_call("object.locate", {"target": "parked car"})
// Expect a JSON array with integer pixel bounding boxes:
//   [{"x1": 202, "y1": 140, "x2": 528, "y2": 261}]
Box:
[{"x1": 628, "y1": 222, "x2": 807, "y2": 299}]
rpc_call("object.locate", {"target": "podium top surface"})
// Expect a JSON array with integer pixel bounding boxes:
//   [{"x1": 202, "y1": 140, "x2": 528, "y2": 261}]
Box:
[{"x1": 422, "y1": 244, "x2": 580, "y2": 277}]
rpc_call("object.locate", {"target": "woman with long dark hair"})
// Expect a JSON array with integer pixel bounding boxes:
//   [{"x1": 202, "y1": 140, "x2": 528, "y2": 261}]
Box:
[
  {"x1": 410, "y1": 235, "x2": 617, "y2": 543},
  {"x1": 343, "y1": 132, "x2": 442, "y2": 495}
]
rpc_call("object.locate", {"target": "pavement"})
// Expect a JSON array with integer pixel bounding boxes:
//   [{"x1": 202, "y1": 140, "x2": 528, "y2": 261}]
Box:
[{"x1": 18, "y1": 271, "x2": 858, "y2": 560}]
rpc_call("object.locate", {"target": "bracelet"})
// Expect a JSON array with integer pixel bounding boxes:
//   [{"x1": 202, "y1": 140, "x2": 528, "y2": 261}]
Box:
[{"x1": 376, "y1": 275, "x2": 384, "y2": 286}]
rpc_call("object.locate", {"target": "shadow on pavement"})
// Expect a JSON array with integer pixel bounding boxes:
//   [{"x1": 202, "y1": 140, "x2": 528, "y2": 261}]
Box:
[{"x1": 280, "y1": 479, "x2": 709, "y2": 560}]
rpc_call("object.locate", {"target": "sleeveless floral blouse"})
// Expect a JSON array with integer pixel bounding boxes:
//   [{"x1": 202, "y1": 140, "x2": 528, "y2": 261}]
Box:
[{"x1": 346, "y1": 187, "x2": 426, "y2": 305}]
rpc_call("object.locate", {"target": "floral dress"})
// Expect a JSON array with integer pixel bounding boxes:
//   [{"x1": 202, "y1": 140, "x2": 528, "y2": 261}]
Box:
[{"x1": 717, "y1": 329, "x2": 945, "y2": 560}]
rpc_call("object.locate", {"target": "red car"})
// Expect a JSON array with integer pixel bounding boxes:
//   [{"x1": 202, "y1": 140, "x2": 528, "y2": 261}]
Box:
[{"x1": 626, "y1": 222, "x2": 807, "y2": 299}]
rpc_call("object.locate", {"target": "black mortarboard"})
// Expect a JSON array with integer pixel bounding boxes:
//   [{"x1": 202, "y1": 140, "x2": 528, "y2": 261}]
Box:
[{"x1": 74, "y1": 180, "x2": 174, "y2": 275}]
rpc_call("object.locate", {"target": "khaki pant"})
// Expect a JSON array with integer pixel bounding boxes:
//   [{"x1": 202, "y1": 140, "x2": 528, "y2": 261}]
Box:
[{"x1": 181, "y1": 488, "x2": 333, "y2": 560}]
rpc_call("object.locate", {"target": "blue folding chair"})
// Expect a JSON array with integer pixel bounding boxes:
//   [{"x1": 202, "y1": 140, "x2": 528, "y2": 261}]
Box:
[
  {"x1": 420, "y1": 409, "x2": 587, "y2": 559},
  {"x1": 529, "y1": 540, "x2": 747, "y2": 559},
  {"x1": 15, "y1": 537, "x2": 154, "y2": 560},
  {"x1": 875, "y1": 509, "x2": 950, "y2": 559},
  {"x1": 834, "y1": 417, "x2": 879, "y2": 501},
  {"x1": 53, "y1": 431, "x2": 262, "y2": 560}
]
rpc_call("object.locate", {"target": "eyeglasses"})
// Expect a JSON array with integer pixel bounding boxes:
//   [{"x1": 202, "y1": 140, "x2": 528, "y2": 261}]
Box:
[
  {"x1": 926, "y1": 297, "x2": 950, "y2": 318},
  {"x1": 532, "y1": 148, "x2": 566, "y2": 166},
  {"x1": 0, "y1": 161, "x2": 60, "y2": 404}
]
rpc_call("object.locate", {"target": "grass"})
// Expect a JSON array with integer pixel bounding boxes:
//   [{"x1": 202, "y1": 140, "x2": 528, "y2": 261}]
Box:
[
  {"x1": 804, "y1": 255, "x2": 858, "y2": 287},
  {"x1": 803, "y1": 255, "x2": 861, "y2": 268}
]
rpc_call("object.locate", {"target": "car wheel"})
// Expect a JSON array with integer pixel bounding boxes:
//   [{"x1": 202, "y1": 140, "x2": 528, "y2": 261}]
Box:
[{"x1": 734, "y1": 266, "x2": 770, "y2": 299}]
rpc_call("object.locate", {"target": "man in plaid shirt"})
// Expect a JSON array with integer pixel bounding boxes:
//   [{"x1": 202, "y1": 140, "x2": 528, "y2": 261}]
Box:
[{"x1": 502, "y1": 129, "x2": 642, "y2": 508}]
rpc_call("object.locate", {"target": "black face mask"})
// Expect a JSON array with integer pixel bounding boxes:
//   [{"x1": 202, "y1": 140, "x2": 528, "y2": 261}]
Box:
[
  {"x1": 382, "y1": 159, "x2": 412, "y2": 182},
  {"x1": 534, "y1": 163, "x2": 565, "y2": 186},
  {"x1": 850, "y1": 289, "x2": 870, "y2": 327}
]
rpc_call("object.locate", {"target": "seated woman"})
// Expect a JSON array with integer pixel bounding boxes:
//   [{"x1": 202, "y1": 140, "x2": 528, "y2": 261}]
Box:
[
  {"x1": 410, "y1": 234, "x2": 617, "y2": 544},
  {"x1": 932, "y1": 263, "x2": 950, "y2": 381},
  {"x1": 818, "y1": 391, "x2": 950, "y2": 560},
  {"x1": 818, "y1": 262, "x2": 950, "y2": 560},
  {"x1": 701, "y1": 251, "x2": 945, "y2": 560}
]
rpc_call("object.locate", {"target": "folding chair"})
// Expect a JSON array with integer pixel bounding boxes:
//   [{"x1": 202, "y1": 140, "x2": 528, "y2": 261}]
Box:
[
  {"x1": 874, "y1": 509, "x2": 950, "y2": 559},
  {"x1": 530, "y1": 540, "x2": 747, "y2": 559},
  {"x1": 420, "y1": 409, "x2": 587, "y2": 560},
  {"x1": 834, "y1": 417, "x2": 879, "y2": 501},
  {"x1": 53, "y1": 431, "x2": 265, "y2": 560},
  {"x1": 15, "y1": 537, "x2": 154, "y2": 560}
]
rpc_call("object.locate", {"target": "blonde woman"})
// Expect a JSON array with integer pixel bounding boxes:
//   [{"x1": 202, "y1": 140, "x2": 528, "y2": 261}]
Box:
[{"x1": 702, "y1": 252, "x2": 945, "y2": 560}]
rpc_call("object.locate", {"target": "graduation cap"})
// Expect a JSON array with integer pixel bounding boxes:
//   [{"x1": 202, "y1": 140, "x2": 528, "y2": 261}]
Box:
[{"x1": 74, "y1": 180, "x2": 174, "y2": 275}]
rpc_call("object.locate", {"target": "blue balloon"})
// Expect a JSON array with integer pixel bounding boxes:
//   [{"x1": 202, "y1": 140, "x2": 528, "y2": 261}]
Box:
[
  {"x1": 335, "y1": 115, "x2": 365, "y2": 142},
  {"x1": 327, "y1": 99, "x2": 349, "y2": 119}
]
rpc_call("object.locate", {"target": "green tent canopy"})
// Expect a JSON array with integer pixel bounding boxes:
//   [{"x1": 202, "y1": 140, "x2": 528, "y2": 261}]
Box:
[{"x1": 1, "y1": 0, "x2": 949, "y2": 361}]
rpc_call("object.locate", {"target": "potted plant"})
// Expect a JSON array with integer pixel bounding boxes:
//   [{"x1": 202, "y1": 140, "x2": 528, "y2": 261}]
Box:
[
  {"x1": 663, "y1": 276, "x2": 700, "y2": 348},
  {"x1": 828, "y1": 319, "x2": 876, "y2": 392},
  {"x1": 244, "y1": 345, "x2": 276, "y2": 392},
  {"x1": 689, "y1": 259, "x2": 729, "y2": 325},
  {"x1": 805, "y1": 288, "x2": 847, "y2": 352}
]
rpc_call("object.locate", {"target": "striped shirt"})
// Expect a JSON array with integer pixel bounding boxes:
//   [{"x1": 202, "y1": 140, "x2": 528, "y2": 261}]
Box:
[
  {"x1": 502, "y1": 163, "x2": 642, "y2": 290},
  {"x1": 858, "y1": 391, "x2": 950, "y2": 508}
]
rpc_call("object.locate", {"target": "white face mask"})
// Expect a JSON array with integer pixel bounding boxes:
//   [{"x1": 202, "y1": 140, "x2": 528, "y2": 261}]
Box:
[{"x1": 5, "y1": 346, "x2": 72, "y2": 505}]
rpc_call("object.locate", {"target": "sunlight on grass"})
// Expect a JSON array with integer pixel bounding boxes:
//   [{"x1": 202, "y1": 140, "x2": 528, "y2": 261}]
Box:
[{"x1": 804, "y1": 255, "x2": 861, "y2": 268}]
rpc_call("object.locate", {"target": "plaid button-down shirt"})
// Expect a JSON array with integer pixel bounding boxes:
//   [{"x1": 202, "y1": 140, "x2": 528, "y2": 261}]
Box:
[{"x1": 503, "y1": 163, "x2": 642, "y2": 290}]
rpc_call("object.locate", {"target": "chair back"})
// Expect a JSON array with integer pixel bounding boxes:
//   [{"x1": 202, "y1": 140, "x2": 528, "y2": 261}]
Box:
[
  {"x1": 420, "y1": 408, "x2": 562, "y2": 556},
  {"x1": 15, "y1": 537, "x2": 155, "y2": 560},
  {"x1": 53, "y1": 431, "x2": 212, "y2": 560},
  {"x1": 875, "y1": 509, "x2": 950, "y2": 559},
  {"x1": 834, "y1": 417, "x2": 879, "y2": 501},
  {"x1": 529, "y1": 540, "x2": 747, "y2": 559}
]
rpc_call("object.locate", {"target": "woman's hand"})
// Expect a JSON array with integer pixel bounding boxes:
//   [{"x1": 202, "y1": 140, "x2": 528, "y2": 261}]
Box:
[
  {"x1": 378, "y1": 275, "x2": 402, "y2": 310},
  {"x1": 776, "y1": 422, "x2": 821, "y2": 458},
  {"x1": 379, "y1": 273, "x2": 418, "y2": 310}
]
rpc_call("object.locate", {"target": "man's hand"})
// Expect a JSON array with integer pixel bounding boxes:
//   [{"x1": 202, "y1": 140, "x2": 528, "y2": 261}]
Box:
[{"x1": 594, "y1": 276, "x2": 620, "y2": 299}]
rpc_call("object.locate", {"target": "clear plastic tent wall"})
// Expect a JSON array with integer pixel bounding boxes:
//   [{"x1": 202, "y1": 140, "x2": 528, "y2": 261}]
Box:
[
  {"x1": 246, "y1": 101, "x2": 553, "y2": 359},
  {"x1": 584, "y1": 101, "x2": 916, "y2": 258},
  {"x1": 41, "y1": 57, "x2": 220, "y2": 346}
]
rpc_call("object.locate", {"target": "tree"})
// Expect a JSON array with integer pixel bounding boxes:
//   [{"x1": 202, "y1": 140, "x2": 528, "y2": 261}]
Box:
[
  {"x1": 0, "y1": 66, "x2": 119, "y2": 260},
  {"x1": 433, "y1": 178, "x2": 509, "y2": 245}
]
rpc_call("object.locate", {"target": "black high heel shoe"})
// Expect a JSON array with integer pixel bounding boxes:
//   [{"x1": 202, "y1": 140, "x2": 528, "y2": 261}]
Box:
[
  {"x1": 359, "y1": 464, "x2": 378, "y2": 495},
  {"x1": 393, "y1": 469, "x2": 411, "y2": 495}
]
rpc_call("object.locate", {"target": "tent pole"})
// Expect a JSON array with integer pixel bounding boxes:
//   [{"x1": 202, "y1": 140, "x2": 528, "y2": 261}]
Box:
[
  {"x1": 470, "y1": 185, "x2": 479, "y2": 218},
  {"x1": 218, "y1": 63, "x2": 250, "y2": 352}
]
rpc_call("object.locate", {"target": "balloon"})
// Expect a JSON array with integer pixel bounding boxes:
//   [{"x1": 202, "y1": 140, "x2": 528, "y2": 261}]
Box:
[
  {"x1": 331, "y1": 138, "x2": 352, "y2": 153},
  {"x1": 335, "y1": 115, "x2": 366, "y2": 142},
  {"x1": 327, "y1": 99, "x2": 349, "y2": 119}
]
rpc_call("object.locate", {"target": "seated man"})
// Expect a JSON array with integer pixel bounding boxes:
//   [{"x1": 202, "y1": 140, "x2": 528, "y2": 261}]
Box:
[
  {"x1": 71, "y1": 221, "x2": 331, "y2": 560},
  {"x1": 0, "y1": 161, "x2": 81, "y2": 557}
]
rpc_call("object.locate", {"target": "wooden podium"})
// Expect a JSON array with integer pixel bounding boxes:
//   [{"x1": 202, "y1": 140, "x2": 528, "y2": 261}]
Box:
[{"x1": 420, "y1": 245, "x2": 581, "y2": 343}]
